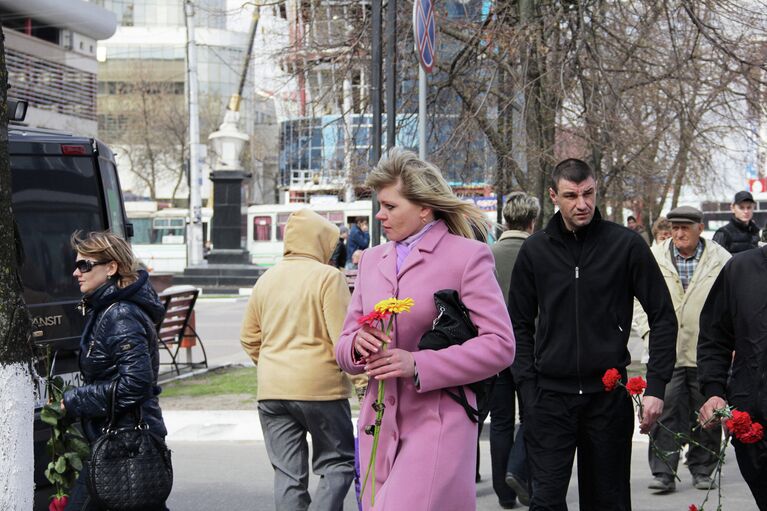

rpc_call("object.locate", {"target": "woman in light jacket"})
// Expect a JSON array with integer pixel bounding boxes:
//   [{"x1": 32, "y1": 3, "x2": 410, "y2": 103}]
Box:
[{"x1": 335, "y1": 147, "x2": 516, "y2": 511}]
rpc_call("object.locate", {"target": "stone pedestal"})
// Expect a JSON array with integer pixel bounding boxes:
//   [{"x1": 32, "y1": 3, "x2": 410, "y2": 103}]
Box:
[{"x1": 207, "y1": 170, "x2": 250, "y2": 265}]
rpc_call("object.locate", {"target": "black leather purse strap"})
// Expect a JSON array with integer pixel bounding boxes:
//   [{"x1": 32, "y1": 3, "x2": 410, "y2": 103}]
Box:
[{"x1": 104, "y1": 379, "x2": 146, "y2": 433}]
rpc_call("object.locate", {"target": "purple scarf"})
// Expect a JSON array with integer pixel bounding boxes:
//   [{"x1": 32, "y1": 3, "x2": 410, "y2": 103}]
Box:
[{"x1": 395, "y1": 220, "x2": 437, "y2": 273}]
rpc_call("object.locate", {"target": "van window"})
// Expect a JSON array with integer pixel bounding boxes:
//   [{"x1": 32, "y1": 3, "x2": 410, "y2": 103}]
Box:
[
  {"x1": 253, "y1": 216, "x2": 272, "y2": 241},
  {"x1": 276, "y1": 213, "x2": 291, "y2": 241},
  {"x1": 12, "y1": 155, "x2": 105, "y2": 304},
  {"x1": 99, "y1": 160, "x2": 125, "y2": 237}
]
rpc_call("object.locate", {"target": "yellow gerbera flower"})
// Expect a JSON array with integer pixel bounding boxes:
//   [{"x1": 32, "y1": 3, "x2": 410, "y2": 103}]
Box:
[{"x1": 374, "y1": 297, "x2": 415, "y2": 314}]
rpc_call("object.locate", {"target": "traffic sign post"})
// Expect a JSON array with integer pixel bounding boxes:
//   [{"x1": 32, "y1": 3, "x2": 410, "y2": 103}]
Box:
[{"x1": 413, "y1": 0, "x2": 435, "y2": 158}]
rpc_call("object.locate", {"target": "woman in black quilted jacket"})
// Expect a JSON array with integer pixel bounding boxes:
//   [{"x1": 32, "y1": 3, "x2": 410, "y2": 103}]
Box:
[{"x1": 62, "y1": 231, "x2": 168, "y2": 510}]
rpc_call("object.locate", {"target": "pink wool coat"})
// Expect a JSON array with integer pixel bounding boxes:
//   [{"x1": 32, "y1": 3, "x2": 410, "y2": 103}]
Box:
[{"x1": 336, "y1": 220, "x2": 516, "y2": 511}]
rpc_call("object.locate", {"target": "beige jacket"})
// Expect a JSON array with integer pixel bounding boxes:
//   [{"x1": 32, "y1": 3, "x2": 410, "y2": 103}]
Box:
[
  {"x1": 633, "y1": 238, "x2": 730, "y2": 368},
  {"x1": 240, "y1": 208, "x2": 354, "y2": 401}
]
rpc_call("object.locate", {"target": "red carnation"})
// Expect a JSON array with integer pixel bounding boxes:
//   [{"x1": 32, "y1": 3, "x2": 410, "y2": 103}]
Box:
[
  {"x1": 738, "y1": 422, "x2": 764, "y2": 444},
  {"x1": 725, "y1": 409, "x2": 753, "y2": 437},
  {"x1": 626, "y1": 376, "x2": 647, "y2": 396},
  {"x1": 689, "y1": 505, "x2": 698, "y2": 511},
  {"x1": 602, "y1": 368, "x2": 621, "y2": 392},
  {"x1": 49, "y1": 495, "x2": 69, "y2": 511}
]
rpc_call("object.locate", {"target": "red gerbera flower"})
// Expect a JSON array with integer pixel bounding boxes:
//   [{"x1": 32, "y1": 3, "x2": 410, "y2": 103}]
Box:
[
  {"x1": 357, "y1": 310, "x2": 387, "y2": 327},
  {"x1": 626, "y1": 376, "x2": 647, "y2": 396},
  {"x1": 602, "y1": 368, "x2": 621, "y2": 392},
  {"x1": 689, "y1": 505, "x2": 698, "y2": 511}
]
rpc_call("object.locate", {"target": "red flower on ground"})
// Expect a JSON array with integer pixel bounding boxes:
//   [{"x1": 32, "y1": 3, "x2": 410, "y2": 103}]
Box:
[
  {"x1": 726, "y1": 409, "x2": 753, "y2": 437},
  {"x1": 602, "y1": 368, "x2": 621, "y2": 391},
  {"x1": 49, "y1": 495, "x2": 69, "y2": 511},
  {"x1": 738, "y1": 422, "x2": 764, "y2": 444},
  {"x1": 689, "y1": 505, "x2": 698, "y2": 511},
  {"x1": 625, "y1": 376, "x2": 647, "y2": 396}
]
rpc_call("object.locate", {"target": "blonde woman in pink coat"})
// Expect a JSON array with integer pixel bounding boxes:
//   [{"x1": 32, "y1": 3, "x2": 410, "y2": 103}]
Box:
[{"x1": 336, "y1": 148, "x2": 516, "y2": 511}]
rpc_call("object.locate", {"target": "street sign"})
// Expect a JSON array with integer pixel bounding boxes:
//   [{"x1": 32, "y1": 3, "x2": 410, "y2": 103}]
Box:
[{"x1": 413, "y1": 0, "x2": 436, "y2": 73}]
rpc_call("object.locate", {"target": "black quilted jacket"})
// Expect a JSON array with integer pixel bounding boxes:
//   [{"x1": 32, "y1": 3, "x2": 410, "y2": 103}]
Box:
[{"x1": 63, "y1": 270, "x2": 167, "y2": 441}]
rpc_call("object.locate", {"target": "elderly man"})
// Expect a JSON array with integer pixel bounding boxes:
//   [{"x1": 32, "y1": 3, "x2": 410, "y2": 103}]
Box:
[
  {"x1": 509, "y1": 159, "x2": 677, "y2": 510},
  {"x1": 634, "y1": 206, "x2": 730, "y2": 492},
  {"x1": 713, "y1": 191, "x2": 760, "y2": 254}
]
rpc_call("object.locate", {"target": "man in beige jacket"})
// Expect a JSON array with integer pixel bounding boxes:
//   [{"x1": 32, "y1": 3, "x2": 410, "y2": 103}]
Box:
[
  {"x1": 241, "y1": 208, "x2": 355, "y2": 511},
  {"x1": 634, "y1": 205, "x2": 730, "y2": 493}
]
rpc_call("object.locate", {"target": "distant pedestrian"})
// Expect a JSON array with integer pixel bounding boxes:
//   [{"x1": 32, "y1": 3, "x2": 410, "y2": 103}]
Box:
[
  {"x1": 712, "y1": 191, "x2": 760, "y2": 254},
  {"x1": 627, "y1": 215, "x2": 652, "y2": 245},
  {"x1": 509, "y1": 158, "x2": 677, "y2": 510},
  {"x1": 345, "y1": 217, "x2": 370, "y2": 269},
  {"x1": 489, "y1": 191, "x2": 540, "y2": 508},
  {"x1": 62, "y1": 231, "x2": 169, "y2": 511},
  {"x1": 698, "y1": 244, "x2": 767, "y2": 509},
  {"x1": 241, "y1": 208, "x2": 356, "y2": 511},
  {"x1": 634, "y1": 206, "x2": 729, "y2": 493},
  {"x1": 651, "y1": 216, "x2": 672, "y2": 245},
  {"x1": 330, "y1": 224, "x2": 349, "y2": 268},
  {"x1": 336, "y1": 147, "x2": 515, "y2": 511}
]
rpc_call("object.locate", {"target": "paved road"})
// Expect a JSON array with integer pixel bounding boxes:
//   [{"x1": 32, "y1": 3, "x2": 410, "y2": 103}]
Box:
[{"x1": 166, "y1": 436, "x2": 754, "y2": 510}]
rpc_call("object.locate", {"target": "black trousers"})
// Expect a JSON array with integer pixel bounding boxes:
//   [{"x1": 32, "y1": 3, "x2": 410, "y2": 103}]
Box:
[
  {"x1": 648, "y1": 367, "x2": 721, "y2": 478},
  {"x1": 733, "y1": 437, "x2": 767, "y2": 510},
  {"x1": 525, "y1": 388, "x2": 634, "y2": 511},
  {"x1": 488, "y1": 370, "x2": 518, "y2": 506}
]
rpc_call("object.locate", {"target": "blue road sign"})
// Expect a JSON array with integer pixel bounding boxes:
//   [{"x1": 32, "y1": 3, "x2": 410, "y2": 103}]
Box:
[{"x1": 413, "y1": 0, "x2": 436, "y2": 73}]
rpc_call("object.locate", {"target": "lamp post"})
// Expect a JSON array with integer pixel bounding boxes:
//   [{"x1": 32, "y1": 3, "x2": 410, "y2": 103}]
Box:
[{"x1": 207, "y1": 103, "x2": 251, "y2": 264}]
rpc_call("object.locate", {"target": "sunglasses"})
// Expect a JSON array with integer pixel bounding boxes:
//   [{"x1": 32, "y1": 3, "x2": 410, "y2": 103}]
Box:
[{"x1": 75, "y1": 259, "x2": 110, "y2": 273}]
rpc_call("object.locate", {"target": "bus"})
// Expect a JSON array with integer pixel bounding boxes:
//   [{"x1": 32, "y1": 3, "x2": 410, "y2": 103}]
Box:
[
  {"x1": 246, "y1": 200, "x2": 373, "y2": 266},
  {"x1": 125, "y1": 202, "x2": 212, "y2": 273}
]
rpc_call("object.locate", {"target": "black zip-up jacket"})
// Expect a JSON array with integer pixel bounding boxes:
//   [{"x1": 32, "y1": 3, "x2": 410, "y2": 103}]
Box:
[
  {"x1": 698, "y1": 246, "x2": 767, "y2": 420},
  {"x1": 63, "y1": 270, "x2": 167, "y2": 441},
  {"x1": 712, "y1": 216, "x2": 760, "y2": 254},
  {"x1": 508, "y1": 209, "x2": 677, "y2": 408}
]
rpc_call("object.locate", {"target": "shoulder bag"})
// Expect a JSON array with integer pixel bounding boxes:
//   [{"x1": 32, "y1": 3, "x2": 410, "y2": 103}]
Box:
[
  {"x1": 87, "y1": 381, "x2": 173, "y2": 511},
  {"x1": 418, "y1": 289, "x2": 497, "y2": 422}
]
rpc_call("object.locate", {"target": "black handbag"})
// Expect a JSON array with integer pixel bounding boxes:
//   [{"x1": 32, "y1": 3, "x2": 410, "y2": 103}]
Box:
[
  {"x1": 87, "y1": 382, "x2": 173, "y2": 511},
  {"x1": 418, "y1": 289, "x2": 497, "y2": 423}
]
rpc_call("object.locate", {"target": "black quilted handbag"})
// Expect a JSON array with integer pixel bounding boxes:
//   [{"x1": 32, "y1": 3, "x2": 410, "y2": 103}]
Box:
[
  {"x1": 87, "y1": 382, "x2": 173, "y2": 511},
  {"x1": 418, "y1": 289, "x2": 496, "y2": 423}
]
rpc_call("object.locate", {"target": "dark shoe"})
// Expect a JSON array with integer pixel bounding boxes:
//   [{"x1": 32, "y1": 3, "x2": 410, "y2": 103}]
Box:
[
  {"x1": 476, "y1": 473, "x2": 482, "y2": 483},
  {"x1": 499, "y1": 500, "x2": 516, "y2": 509},
  {"x1": 648, "y1": 475, "x2": 676, "y2": 492},
  {"x1": 692, "y1": 474, "x2": 716, "y2": 490},
  {"x1": 505, "y1": 472, "x2": 530, "y2": 506}
]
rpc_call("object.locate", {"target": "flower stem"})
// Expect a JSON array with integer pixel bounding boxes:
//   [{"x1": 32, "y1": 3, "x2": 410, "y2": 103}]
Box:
[{"x1": 359, "y1": 316, "x2": 394, "y2": 506}]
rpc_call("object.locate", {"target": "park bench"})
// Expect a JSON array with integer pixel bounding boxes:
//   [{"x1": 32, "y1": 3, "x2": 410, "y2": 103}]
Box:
[{"x1": 156, "y1": 285, "x2": 208, "y2": 375}]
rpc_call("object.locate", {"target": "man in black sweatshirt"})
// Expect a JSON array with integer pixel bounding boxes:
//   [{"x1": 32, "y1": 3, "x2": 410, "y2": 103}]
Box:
[{"x1": 508, "y1": 159, "x2": 678, "y2": 511}]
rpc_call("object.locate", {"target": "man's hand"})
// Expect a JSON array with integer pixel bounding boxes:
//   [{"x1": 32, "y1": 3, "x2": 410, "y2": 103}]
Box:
[
  {"x1": 639, "y1": 396, "x2": 664, "y2": 434},
  {"x1": 699, "y1": 396, "x2": 728, "y2": 429}
]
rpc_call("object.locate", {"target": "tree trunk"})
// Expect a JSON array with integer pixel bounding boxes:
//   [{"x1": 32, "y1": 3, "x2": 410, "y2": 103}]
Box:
[{"x1": 0, "y1": 25, "x2": 35, "y2": 510}]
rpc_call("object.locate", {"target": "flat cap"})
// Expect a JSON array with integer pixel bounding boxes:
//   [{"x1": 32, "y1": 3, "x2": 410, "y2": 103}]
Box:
[
  {"x1": 733, "y1": 190, "x2": 755, "y2": 204},
  {"x1": 667, "y1": 205, "x2": 703, "y2": 224}
]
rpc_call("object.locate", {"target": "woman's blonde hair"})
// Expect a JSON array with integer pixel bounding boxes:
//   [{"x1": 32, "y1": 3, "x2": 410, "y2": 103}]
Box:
[
  {"x1": 365, "y1": 147, "x2": 489, "y2": 240},
  {"x1": 71, "y1": 230, "x2": 139, "y2": 287}
]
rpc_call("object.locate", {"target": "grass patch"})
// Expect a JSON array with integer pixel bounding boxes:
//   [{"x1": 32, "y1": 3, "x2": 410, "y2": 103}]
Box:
[{"x1": 160, "y1": 365, "x2": 257, "y2": 398}]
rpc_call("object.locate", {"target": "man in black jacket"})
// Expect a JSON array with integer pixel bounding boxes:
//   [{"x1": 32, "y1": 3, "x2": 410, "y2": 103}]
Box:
[
  {"x1": 509, "y1": 158, "x2": 678, "y2": 511},
  {"x1": 698, "y1": 246, "x2": 767, "y2": 510},
  {"x1": 712, "y1": 191, "x2": 760, "y2": 254}
]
